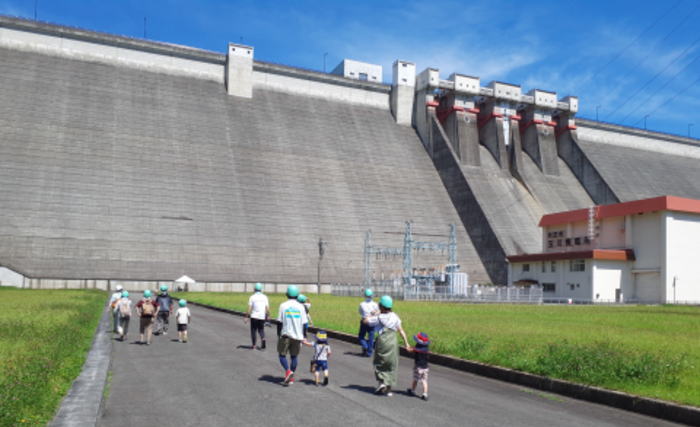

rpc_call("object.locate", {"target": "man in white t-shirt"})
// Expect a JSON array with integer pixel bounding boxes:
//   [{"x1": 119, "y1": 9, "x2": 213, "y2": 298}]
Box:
[
  {"x1": 109, "y1": 285, "x2": 124, "y2": 333},
  {"x1": 245, "y1": 283, "x2": 269, "y2": 350},
  {"x1": 358, "y1": 288, "x2": 379, "y2": 357},
  {"x1": 276, "y1": 285, "x2": 307, "y2": 385}
]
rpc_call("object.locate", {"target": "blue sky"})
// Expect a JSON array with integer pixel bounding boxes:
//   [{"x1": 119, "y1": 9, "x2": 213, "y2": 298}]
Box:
[{"x1": 1, "y1": 0, "x2": 699, "y2": 137}]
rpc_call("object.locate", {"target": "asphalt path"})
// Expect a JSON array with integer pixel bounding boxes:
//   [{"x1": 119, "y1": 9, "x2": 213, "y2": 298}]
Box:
[{"x1": 99, "y1": 302, "x2": 680, "y2": 427}]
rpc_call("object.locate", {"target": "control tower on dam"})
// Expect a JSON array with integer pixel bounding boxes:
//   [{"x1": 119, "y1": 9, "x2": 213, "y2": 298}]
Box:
[{"x1": 2, "y1": 15, "x2": 700, "y2": 288}]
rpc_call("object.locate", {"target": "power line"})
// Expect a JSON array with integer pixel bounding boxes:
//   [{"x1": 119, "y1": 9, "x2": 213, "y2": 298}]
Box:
[
  {"x1": 620, "y1": 52, "x2": 700, "y2": 124},
  {"x1": 611, "y1": 2, "x2": 700, "y2": 119},
  {"x1": 590, "y1": 0, "x2": 683, "y2": 81},
  {"x1": 631, "y1": 72, "x2": 700, "y2": 127},
  {"x1": 615, "y1": 34, "x2": 700, "y2": 123}
]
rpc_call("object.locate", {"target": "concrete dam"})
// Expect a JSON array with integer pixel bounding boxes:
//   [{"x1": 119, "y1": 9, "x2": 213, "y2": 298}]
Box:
[{"x1": 2, "y1": 15, "x2": 700, "y2": 289}]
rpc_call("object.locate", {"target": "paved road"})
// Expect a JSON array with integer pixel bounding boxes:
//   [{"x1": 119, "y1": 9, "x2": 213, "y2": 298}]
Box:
[{"x1": 99, "y1": 302, "x2": 680, "y2": 427}]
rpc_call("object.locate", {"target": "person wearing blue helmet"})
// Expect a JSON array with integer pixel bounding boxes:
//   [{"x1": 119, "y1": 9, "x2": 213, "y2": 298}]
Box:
[
  {"x1": 362, "y1": 295, "x2": 411, "y2": 396},
  {"x1": 245, "y1": 283, "x2": 269, "y2": 350},
  {"x1": 276, "y1": 285, "x2": 308, "y2": 385},
  {"x1": 136, "y1": 289, "x2": 159, "y2": 345},
  {"x1": 358, "y1": 288, "x2": 379, "y2": 357},
  {"x1": 155, "y1": 284, "x2": 174, "y2": 336}
]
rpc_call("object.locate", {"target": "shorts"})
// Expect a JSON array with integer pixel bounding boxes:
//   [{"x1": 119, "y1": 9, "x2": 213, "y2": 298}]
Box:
[
  {"x1": 413, "y1": 366, "x2": 429, "y2": 381},
  {"x1": 314, "y1": 360, "x2": 328, "y2": 372},
  {"x1": 277, "y1": 336, "x2": 301, "y2": 357},
  {"x1": 177, "y1": 323, "x2": 188, "y2": 331},
  {"x1": 139, "y1": 316, "x2": 154, "y2": 334}
]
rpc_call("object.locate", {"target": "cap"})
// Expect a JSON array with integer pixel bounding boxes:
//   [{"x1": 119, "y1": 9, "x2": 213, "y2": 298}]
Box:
[
  {"x1": 116, "y1": 285, "x2": 123, "y2": 291},
  {"x1": 254, "y1": 282, "x2": 263, "y2": 292},
  {"x1": 297, "y1": 294, "x2": 307, "y2": 303},
  {"x1": 121, "y1": 290, "x2": 129, "y2": 298},
  {"x1": 143, "y1": 290, "x2": 152, "y2": 298},
  {"x1": 364, "y1": 288, "x2": 373, "y2": 298},
  {"x1": 413, "y1": 332, "x2": 430, "y2": 346},
  {"x1": 160, "y1": 284, "x2": 168, "y2": 292},
  {"x1": 286, "y1": 285, "x2": 299, "y2": 298},
  {"x1": 316, "y1": 331, "x2": 328, "y2": 342},
  {"x1": 379, "y1": 295, "x2": 393, "y2": 309},
  {"x1": 178, "y1": 299, "x2": 187, "y2": 307}
]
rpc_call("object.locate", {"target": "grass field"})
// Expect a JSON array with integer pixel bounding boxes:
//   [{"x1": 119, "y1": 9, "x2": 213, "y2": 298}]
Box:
[
  {"x1": 179, "y1": 292, "x2": 700, "y2": 407},
  {"x1": 0, "y1": 288, "x2": 106, "y2": 426}
]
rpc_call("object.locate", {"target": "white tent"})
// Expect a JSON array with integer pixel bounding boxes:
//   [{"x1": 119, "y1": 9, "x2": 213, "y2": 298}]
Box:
[{"x1": 174, "y1": 275, "x2": 196, "y2": 284}]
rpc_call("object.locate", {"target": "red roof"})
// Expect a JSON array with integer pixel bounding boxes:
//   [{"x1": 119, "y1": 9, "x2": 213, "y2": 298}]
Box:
[
  {"x1": 539, "y1": 196, "x2": 700, "y2": 227},
  {"x1": 507, "y1": 249, "x2": 635, "y2": 263}
]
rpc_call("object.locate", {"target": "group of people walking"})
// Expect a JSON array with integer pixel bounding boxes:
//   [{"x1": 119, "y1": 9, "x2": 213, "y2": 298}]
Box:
[
  {"x1": 244, "y1": 284, "x2": 430, "y2": 399},
  {"x1": 109, "y1": 285, "x2": 192, "y2": 344}
]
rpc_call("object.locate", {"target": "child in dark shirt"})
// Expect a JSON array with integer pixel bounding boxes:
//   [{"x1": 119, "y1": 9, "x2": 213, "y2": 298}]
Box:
[{"x1": 407, "y1": 332, "x2": 430, "y2": 401}]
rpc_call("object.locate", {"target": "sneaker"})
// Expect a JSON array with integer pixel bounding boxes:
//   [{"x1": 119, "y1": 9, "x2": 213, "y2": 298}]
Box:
[
  {"x1": 421, "y1": 393, "x2": 429, "y2": 401},
  {"x1": 283, "y1": 370, "x2": 294, "y2": 385},
  {"x1": 385, "y1": 386, "x2": 392, "y2": 396},
  {"x1": 261, "y1": 340, "x2": 266, "y2": 349},
  {"x1": 323, "y1": 376, "x2": 329, "y2": 386},
  {"x1": 406, "y1": 389, "x2": 416, "y2": 397},
  {"x1": 374, "y1": 383, "x2": 387, "y2": 395},
  {"x1": 289, "y1": 378, "x2": 295, "y2": 385},
  {"x1": 163, "y1": 331, "x2": 168, "y2": 336}
]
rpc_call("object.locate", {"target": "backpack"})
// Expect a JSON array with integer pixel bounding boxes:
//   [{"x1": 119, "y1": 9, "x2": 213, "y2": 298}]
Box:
[
  {"x1": 141, "y1": 300, "x2": 155, "y2": 317},
  {"x1": 119, "y1": 300, "x2": 131, "y2": 317}
]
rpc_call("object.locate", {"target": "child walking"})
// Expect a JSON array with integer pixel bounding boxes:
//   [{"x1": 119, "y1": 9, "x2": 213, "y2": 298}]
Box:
[
  {"x1": 175, "y1": 299, "x2": 191, "y2": 343},
  {"x1": 407, "y1": 332, "x2": 430, "y2": 401},
  {"x1": 304, "y1": 331, "x2": 331, "y2": 386}
]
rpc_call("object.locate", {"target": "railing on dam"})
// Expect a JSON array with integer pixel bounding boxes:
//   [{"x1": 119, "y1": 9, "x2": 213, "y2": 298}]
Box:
[{"x1": 331, "y1": 282, "x2": 545, "y2": 303}]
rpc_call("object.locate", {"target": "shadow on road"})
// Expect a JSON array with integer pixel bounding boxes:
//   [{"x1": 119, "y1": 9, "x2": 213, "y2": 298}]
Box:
[
  {"x1": 258, "y1": 375, "x2": 284, "y2": 385},
  {"x1": 237, "y1": 345, "x2": 255, "y2": 350},
  {"x1": 343, "y1": 351, "x2": 369, "y2": 358},
  {"x1": 341, "y1": 384, "x2": 377, "y2": 394}
]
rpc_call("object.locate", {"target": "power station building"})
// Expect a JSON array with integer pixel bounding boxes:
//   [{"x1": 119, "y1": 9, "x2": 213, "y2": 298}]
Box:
[{"x1": 508, "y1": 196, "x2": 700, "y2": 303}]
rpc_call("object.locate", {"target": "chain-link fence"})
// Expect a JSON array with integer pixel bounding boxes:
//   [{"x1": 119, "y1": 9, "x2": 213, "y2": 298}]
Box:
[{"x1": 331, "y1": 283, "x2": 544, "y2": 303}]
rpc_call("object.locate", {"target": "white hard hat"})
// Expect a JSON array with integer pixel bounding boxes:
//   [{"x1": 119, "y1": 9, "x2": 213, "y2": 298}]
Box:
[{"x1": 116, "y1": 285, "x2": 123, "y2": 291}]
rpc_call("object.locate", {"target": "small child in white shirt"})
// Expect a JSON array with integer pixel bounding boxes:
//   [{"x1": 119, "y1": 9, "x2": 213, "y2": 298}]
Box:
[
  {"x1": 175, "y1": 299, "x2": 191, "y2": 343},
  {"x1": 304, "y1": 331, "x2": 331, "y2": 386}
]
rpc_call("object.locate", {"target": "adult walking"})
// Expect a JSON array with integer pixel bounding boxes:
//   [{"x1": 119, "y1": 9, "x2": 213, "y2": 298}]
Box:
[
  {"x1": 136, "y1": 290, "x2": 159, "y2": 345},
  {"x1": 276, "y1": 285, "x2": 307, "y2": 385},
  {"x1": 155, "y1": 285, "x2": 174, "y2": 335},
  {"x1": 358, "y1": 288, "x2": 379, "y2": 357},
  {"x1": 109, "y1": 285, "x2": 124, "y2": 333},
  {"x1": 245, "y1": 283, "x2": 269, "y2": 350},
  {"x1": 363, "y1": 295, "x2": 410, "y2": 396}
]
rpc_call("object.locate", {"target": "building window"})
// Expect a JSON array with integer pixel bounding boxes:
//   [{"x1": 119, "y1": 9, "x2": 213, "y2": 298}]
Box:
[
  {"x1": 551, "y1": 261, "x2": 556, "y2": 272},
  {"x1": 557, "y1": 239, "x2": 563, "y2": 247},
  {"x1": 547, "y1": 240, "x2": 553, "y2": 248},
  {"x1": 522, "y1": 264, "x2": 530, "y2": 272},
  {"x1": 541, "y1": 262, "x2": 546, "y2": 273},
  {"x1": 565, "y1": 238, "x2": 571, "y2": 246},
  {"x1": 543, "y1": 283, "x2": 555, "y2": 292},
  {"x1": 359, "y1": 72, "x2": 368, "y2": 81},
  {"x1": 558, "y1": 231, "x2": 564, "y2": 237},
  {"x1": 574, "y1": 237, "x2": 581, "y2": 245},
  {"x1": 570, "y1": 259, "x2": 585, "y2": 272}
]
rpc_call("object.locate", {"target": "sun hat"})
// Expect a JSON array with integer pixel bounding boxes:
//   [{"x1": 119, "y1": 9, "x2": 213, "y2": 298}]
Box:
[
  {"x1": 254, "y1": 282, "x2": 263, "y2": 292},
  {"x1": 379, "y1": 295, "x2": 393, "y2": 309},
  {"x1": 364, "y1": 288, "x2": 373, "y2": 298},
  {"x1": 316, "y1": 331, "x2": 328, "y2": 342},
  {"x1": 413, "y1": 332, "x2": 430, "y2": 346},
  {"x1": 179, "y1": 299, "x2": 187, "y2": 307},
  {"x1": 286, "y1": 285, "x2": 299, "y2": 298},
  {"x1": 297, "y1": 294, "x2": 307, "y2": 303},
  {"x1": 143, "y1": 290, "x2": 152, "y2": 298}
]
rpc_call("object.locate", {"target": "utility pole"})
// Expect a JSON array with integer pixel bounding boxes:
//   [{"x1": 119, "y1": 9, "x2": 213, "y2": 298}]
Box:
[
  {"x1": 317, "y1": 237, "x2": 326, "y2": 294},
  {"x1": 323, "y1": 52, "x2": 328, "y2": 73},
  {"x1": 688, "y1": 123, "x2": 694, "y2": 138},
  {"x1": 643, "y1": 114, "x2": 650, "y2": 130},
  {"x1": 34, "y1": 0, "x2": 38, "y2": 20},
  {"x1": 595, "y1": 105, "x2": 601, "y2": 121}
]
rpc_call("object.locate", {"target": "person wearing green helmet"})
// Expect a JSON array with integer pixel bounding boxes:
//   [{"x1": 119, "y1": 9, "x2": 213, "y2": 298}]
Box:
[
  {"x1": 362, "y1": 295, "x2": 411, "y2": 396},
  {"x1": 175, "y1": 299, "x2": 191, "y2": 343},
  {"x1": 245, "y1": 283, "x2": 269, "y2": 350},
  {"x1": 276, "y1": 285, "x2": 308, "y2": 385},
  {"x1": 154, "y1": 284, "x2": 174, "y2": 336},
  {"x1": 297, "y1": 294, "x2": 313, "y2": 338},
  {"x1": 115, "y1": 290, "x2": 132, "y2": 342},
  {"x1": 358, "y1": 288, "x2": 379, "y2": 357},
  {"x1": 136, "y1": 290, "x2": 159, "y2": 345}
]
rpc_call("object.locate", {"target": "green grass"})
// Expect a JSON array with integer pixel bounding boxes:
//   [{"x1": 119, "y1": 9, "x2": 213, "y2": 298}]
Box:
[
  {"x1": 178, "y1": 292, "x2": 700, "y2": 407},
  {"x1": 0, "y1": 288, "x2": 106, "y2": 426}
]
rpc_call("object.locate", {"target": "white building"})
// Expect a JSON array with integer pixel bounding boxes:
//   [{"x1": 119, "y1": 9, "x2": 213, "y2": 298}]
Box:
[
  {"x1": 507, "y1": 195, "x2": 700, "y2": 304},
  {"x1": 331, "y1": 59, "x2": 382, "y2": 83}
]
